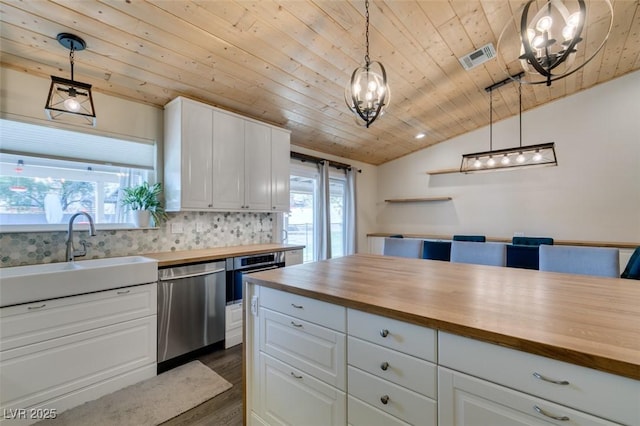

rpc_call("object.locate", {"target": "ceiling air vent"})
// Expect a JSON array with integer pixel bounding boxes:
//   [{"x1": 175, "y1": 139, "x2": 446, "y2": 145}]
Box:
[{"x1": 459, "y1": 43, "x2": 496, "y2": 71}]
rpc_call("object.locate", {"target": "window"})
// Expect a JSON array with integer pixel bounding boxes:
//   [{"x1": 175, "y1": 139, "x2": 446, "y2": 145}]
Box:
[
  {"x1": 285, "y1": 162, "x2": 347, "y2": 262},
  {"x1": 0, "y1": 119, "x2": 155, "y2": 228}
]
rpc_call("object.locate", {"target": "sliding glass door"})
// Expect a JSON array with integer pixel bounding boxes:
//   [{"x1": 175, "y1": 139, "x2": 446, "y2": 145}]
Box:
[{"x1": 285, "y1": 163, "x2": 346, "y2": 262}]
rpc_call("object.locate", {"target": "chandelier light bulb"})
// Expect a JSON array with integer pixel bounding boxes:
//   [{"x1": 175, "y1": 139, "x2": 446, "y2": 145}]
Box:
[
  {"x1": 367, "y1": 80, "x2": 377, "y2": 91},
  {"x1": 536, "y1": 15, "x2": 553, "y2": 32},
  {"x1": 532, "y1": 35, "x2": 546, "y2": 48},
  {"x1": 487, "y1": 157, "x2": 496, "y2": 167},
  {"x1": 473, "y1": 158, "x2": 482, "y2": 168},
  {"x1": 516, "y1": 153, "x2": 526, "y2": 163},
  {"x1": 533, "y1": 151, "x2": 543, "y2": 161},
  {"x1": 64, "y1": 97, "x2": 81, "y2": 112},
  {"x1": 501, "y1": 155, "x2": 510, "y2": 165},
  {"x1": 562, "y1": 25, "x2": 576, "y2": 40},
  {"x1": 567, "y1": 12, "x2": 581, "y2": 27}
]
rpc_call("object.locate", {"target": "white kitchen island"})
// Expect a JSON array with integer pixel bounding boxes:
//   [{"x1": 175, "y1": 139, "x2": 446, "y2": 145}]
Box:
[{"x1": 244, "y1": 254, "x2": 640, "y2": 426}]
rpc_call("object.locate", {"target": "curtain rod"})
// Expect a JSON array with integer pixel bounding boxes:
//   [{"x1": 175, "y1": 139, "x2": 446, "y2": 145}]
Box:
[{"x1": 290, "y1": 151, "x2": 361, "y2": 173}]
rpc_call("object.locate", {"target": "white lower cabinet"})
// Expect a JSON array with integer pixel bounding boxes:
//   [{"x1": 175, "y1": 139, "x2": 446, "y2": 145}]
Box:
[
  {"x1": 0, "y1": 283, "x2": 157, "y2": 425},
  {"x1": 438, "y1": 367, "x2": 620, "y2": 426},
  {"x1": 249, "y1": 286, "x2": 347, "y2": 425},
  {"x1": 225, "y1": 302, "x2": 243, "y2": 349},
  {"x1": 258, "y1": 353, "x2": 346, "y2": 426},
  {"x1": 348, "y1": 396, "x2": 411, "y2": 426}
]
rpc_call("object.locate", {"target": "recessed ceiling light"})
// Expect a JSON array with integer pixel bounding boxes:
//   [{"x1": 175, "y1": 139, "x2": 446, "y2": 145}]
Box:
[{"x1": 415, "y1": 132, "x2": 426, "y2": 139}]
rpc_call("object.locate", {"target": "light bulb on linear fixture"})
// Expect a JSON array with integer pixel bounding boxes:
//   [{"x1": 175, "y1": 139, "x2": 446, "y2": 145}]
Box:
[{"x1": 501, "y1": 155, "x2": 510, "y2": 165}]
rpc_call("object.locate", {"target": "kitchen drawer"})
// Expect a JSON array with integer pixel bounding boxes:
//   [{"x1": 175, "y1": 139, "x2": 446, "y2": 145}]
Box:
[
  {"x1": 348, "y1": 366, "x2": 437, "y2": 426},
  {"x1": 260, "y1": 286, "x2": 346, "y2": 332},
  {"x1": 225, "y1": 303, "x2": 243, "y2": 349},
  {"x1": 1, "y1": 316, "x2": 156, "y2": 410},
  {"x1": 439, "y1": 332, "x2": 639, "y2": 425},
  {"x1": 258, "y1": 352, "x2": 346, "y2": 426},
  {"x1": 348, "y1": 336, "x2": 436, "y2": 399},
  {"x1": 0, "y1": 283, "x2": 157, "y2": 351},
  {"x1": 260, "y1": 307, "x2": 346, "y2": 389},
  {"x1": 348, "y1": 309, "x2": 436, "y2": 362},
  {"x1": 439, "y1": 367, "x2": 621, "y2": 426},
  {"x1": 348, "y1": 395, "x2": 410, "y2": 426}
]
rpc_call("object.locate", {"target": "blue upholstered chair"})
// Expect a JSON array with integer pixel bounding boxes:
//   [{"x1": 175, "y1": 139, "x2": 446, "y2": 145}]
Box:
[
  {"x1": 539, "y1": 245, "x2": 620, "y2": 278},
  {"x1": 512, "y1": 236, "x2": 554, "y2": 246},
  {"x1": 506, "y1": 244, "x2": 539, "y2": 270},
  {"x1": 621, "y1": 247, "x2": 640, "y2": 280},
  {"x1": 453, "y1": 235, "x2": 486, "y2": 242},
  {"x1": 450, "y1": 241, "x2": 506, "y2": 267},
  {"x1": 383, "y1": 238, "x2": 423, "y2": 258},
  {"x1": 422, "y1": 240, "x2": 452, "y2": 262}
]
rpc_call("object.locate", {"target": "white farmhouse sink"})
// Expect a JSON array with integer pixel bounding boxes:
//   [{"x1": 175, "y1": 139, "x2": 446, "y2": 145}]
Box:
[{"x1": 0, "y1": 256, "x2": 158, "y2": 307}]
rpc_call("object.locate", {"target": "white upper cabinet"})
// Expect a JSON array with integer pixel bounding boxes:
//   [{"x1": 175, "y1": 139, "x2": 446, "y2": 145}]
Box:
[
  {"x1": 271, "y1": 128, "x2": 291, "y2": 212},
  {"x1": 211, "y1": 110, "x2": 245, "y2": 210},
  {"x1": 164, "y1": 97, "x2": 291, "y2": 212}
]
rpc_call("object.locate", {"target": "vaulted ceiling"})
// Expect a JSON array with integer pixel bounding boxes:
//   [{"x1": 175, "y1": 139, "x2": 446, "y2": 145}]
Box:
[{"x1": 1, "y1": 1, "x2": 638, "y2": 165}]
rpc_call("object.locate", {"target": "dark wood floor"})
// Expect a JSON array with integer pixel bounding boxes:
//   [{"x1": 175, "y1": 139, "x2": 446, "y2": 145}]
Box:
[{"x1": 161, "y1": 344, "x2": 243, "y2": 426}]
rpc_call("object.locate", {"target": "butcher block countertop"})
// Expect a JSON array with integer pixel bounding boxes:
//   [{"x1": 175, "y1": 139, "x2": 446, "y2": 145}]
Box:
[
  {"x1": 143, "y1": 243, "x2": 304, "y2": 267},
  {"x1": 245, "y1": 253, "x2": 640, "y2": 380}
]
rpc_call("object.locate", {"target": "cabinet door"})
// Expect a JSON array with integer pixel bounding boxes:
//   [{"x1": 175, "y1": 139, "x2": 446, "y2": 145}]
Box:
[
  {"x1": 438, "y1": 367, "x2": 620, "y2": 426},
  {"x1": 181, "y1": 100, "x2": 214, "y2": 209},
  {"x1": 244, "y1": 121, "x2": 272, "y2": 210},
  {"x1": 271, "y1": 128, "x2": 290, "y2": 212},
  {"x1": 258, "y1": 352, "x2": 346, "y2": 426},
  {"x1": 212, "y1": 110, "x2": 245, "y2": 210}
]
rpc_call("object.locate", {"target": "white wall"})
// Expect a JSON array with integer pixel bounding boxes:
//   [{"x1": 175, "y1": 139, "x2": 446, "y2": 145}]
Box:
[{"x1": 377, "y1": 71, "x2": 640, "y2": 243}]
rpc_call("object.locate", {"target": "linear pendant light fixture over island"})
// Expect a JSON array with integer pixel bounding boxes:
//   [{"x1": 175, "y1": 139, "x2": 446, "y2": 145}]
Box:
[
  {"x1": 460, "y1": 73, "x2": 557, "y2": 173},
  {"x1": 344, "y1": 0, "x2": 390, "y2": 128}
]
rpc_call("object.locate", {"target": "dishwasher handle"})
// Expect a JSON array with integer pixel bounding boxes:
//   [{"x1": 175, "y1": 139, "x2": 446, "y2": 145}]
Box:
[{"x1": 158, "y1": 268, "x2": 227, "y2": 281}]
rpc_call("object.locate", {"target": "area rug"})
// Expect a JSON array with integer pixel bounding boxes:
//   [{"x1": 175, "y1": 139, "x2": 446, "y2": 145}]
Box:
[{"x1": 38, "y1": 361, "x2": 232, "y2": 426}]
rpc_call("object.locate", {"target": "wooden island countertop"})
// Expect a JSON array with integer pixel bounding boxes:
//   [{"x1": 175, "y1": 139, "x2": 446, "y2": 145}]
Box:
[
  {"x1": 142, "y1": 243, "x2": 304, "y2": 267},
  {"x1": 245, "y1": 253, "x2": 640, "y2": 380}
]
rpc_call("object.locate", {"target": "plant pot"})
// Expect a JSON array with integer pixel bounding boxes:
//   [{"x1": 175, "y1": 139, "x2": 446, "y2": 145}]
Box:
[{"x1": 132, "y1": 210, "x2": 151, "y2": 228}]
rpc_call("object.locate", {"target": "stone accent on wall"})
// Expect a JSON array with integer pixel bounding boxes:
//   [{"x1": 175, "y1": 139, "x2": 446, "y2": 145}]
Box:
[{"x1": 0, "y1": 211, "x2": 274, "y2": 267}]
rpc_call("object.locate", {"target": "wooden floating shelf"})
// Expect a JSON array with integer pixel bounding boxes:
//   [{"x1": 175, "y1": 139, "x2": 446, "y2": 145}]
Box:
[
  {"x1": 426, "y1": 168, "x2": 460, "y2": 175},
  {"x1": 384, "y1": 197, "x2": 452, "y2": 203}
]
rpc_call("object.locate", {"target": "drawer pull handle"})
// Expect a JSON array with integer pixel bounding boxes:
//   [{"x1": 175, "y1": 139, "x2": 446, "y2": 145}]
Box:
[
  {"x1": 116, "y1": 290, "x2": 130, "y2": 295},
  {"x1": 380, "y1": 329, "x2": 389, "y2": 338},
  {"x1": 291, "y1": 303, "x2": 303, "y2": 309},
  {"x1": 290, "y1": 372, "x2": 303, "y2": 379},
  {"x1": 27, "y1": 304, "x2": 46, "y2": 310},
  {"x1": 380, "y1": 395, "x2": 390, "y2": 405},
  {"x1": 534, "y1": 405, "x2": 570, "y2": 421},
  {"x1": 290, "y1": 321, "x2": 303, "y2": 328},
  {"x1": 380, "y1": 362, "x2": 389, "y2": 371},
  {"x1": 533, "y1": 372, "x2": 570, "y2": 385}
]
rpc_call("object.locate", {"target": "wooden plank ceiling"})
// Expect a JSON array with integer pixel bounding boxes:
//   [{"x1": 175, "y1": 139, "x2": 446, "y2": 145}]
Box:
[{"x1": 1, "y1": 0, "x2": 638, "y2": 165}]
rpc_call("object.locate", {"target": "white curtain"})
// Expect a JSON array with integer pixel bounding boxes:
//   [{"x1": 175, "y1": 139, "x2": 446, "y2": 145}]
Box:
[
  {"x1": 345, "y1": 168, "x2": 357, "y2": 255},
  {"x1": 315, "y1": 160, "x2": 332, "y2": 260},
  {"x1": 115, "y1": 168, "x2": 136, "y2": 223}
]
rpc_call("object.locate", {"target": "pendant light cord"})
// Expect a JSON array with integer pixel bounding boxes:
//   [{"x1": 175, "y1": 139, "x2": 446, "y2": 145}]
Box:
[
  {"x1": 364, "y1": 0, "x2": 370, "y2": 65},
  {"x1": 489, "y1": 88, "x2": 493, "y2": 151},
  {"x1": 519, "y1": 79, "x2": 522, "y2": 148},
  {"x1": 69, "y1": 47, "x2": 75, "y2": 81}
]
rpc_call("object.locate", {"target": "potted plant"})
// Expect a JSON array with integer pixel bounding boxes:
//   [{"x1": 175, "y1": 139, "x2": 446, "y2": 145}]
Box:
[{"x1": 121, "y1": 182, "x2": 168, "y2": 227}]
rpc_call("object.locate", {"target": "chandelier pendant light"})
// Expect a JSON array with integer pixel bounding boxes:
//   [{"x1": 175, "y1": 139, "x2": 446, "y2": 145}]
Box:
[
  {"x1": 45, "y1": 33, "x2": 96, "y2": 126},
  {"x1": 344, "y1": 0, "x2": 390, "y2": 128},
  {"x1": 497, "y1": 0, "x2": 613, "y2": 86},
  {"x1": 460, "y1": 74, "x2": 557, "y2": 173}
]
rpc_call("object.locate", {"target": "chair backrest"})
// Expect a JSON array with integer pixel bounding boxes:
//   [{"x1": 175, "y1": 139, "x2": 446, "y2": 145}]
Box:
[
  {"x1": 422, "y1": 240, "x2": 452, "y2": 262},
  {"x1": 621, "y1": 246, "x2": 640, "y2": 279},
  {"x1": 539, "y1": 245, "x2": 620, "y2": 278},
  {"x1": 506, "y1": 244, "x2": 539, "y2": 270},
  {"x1": 450, "y1": 241, "x2": 506, "y2": 267},
  {"x1": 512, "y1": 236, "x2": 554, "y2": 246},
  {"x1": 453, "y1": 235, "x2": 486, "y2": 242},
  {"x1": 383, "y1": 238, "x2": 423, "y2": 258}
]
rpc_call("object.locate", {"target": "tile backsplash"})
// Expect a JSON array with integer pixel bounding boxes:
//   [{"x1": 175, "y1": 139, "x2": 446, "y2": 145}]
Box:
[{"x1": 0, "y1": 211, "x2": 274, "y2": 267}]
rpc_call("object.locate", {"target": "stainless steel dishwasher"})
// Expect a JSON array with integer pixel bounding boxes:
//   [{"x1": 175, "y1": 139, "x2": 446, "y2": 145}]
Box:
[{"x1": 157, "y1": 261, "x2": 225, "y2": 364}]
